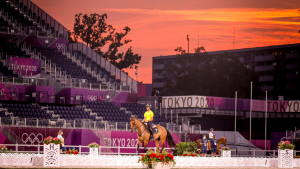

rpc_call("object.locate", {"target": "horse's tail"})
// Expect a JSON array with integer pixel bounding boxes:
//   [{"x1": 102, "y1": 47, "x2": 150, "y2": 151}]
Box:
[{"x1": 166, "y1": 130, "x2": 176, "y2": 148}]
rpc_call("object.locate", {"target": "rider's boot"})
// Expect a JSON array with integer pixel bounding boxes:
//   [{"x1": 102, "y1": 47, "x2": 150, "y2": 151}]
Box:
[{"x1": 149, "y1": 128, "x2": 154, "y2": 140}]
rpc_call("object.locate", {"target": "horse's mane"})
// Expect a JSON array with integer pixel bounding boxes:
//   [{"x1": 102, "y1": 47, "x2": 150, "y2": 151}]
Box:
[{"x1": 133, "y1": 118, "x2": 147, "y2": 128}]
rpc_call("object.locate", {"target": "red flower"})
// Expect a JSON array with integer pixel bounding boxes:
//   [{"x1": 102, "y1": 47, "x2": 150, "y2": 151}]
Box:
[
  {"x1": 150, "y1": 161, "x2": 152, "y2": 163},
  {"x1": 141, "y1": 154, "x2": 144, "y2": 157},
  {"x1": 166, "y1": 161, "x2": 169, "y2": 164}
]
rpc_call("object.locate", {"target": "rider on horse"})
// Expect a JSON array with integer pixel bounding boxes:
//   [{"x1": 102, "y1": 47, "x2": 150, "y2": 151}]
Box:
[{"x1": 141, "y1": 104, "x2": 154, "y2": 140}]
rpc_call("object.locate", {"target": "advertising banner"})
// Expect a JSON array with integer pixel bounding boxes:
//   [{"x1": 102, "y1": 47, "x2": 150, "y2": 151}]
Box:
[
  {"x1": 7, "y1": 56, "x2": 41, "y2": 76},
  {"x1": 2, "y1": 127, "x2": 182, "y2": 154},
  {"x1": 162, "y1": 96, "x2": 300, "y2": 113}
]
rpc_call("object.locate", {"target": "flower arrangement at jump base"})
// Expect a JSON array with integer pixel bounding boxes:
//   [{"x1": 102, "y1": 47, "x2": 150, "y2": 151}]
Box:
[
  {"x1": 43, "y1": 136, "x2": 63, "y2": 145},
  {"x1": 277, "y1": 140, "x2": 295, "y2": 168},
  {"x1": 221, "y1": 147, "x2": 231, "y2": 151},
  {"x1": 63, "y1": 148, "x2": 79, "y2": 155},
  {"x1": 277, "y1": 141, "x2": 295, "y2": 150},
  {"x1": 294, "y1": 155, "x2": 300, "y2": 158},
  {"x1": 138, "y1": 150, "x2": 176, "y2": 169},
  {"x1": 88, "y1": 142, "x2": 99, "y2": 148},
  {"x1": 0, "y1": 144, "x2": 7, "y2": 152},
  {"x1": 0, "y1": 144, "x2": 12, "y2": 153},
  {"x1": 181, "y1": 151, "x2": 198, "y2": 157}
]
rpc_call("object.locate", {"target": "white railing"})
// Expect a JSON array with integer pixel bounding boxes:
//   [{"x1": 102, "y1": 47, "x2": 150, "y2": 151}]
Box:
[
  {"x1": 3, "y1": 143, "x2": 300, "y2": 157},
  {"x1": 0, "y1": 116, "x2": 181, "y2": 133},
  {"x1": 2, "y1": 144, "x2": 175, "y2": 155}
]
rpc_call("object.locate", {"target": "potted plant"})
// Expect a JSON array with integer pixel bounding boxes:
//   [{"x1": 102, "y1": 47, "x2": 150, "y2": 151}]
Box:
[
  {"x1": 43, "y1": 136, "x2": 62, "y2": 167},
  {"x1": 176, "y1": 142, "x2": 198, "y2": 156},
  {"x1": 278, "y1": 140, "x2": 295, "y2": 168},
  {"x1": 88, "y1": 142, "x2": 99, "y2": 156},
  {"x1": 138, "y1": 150, "x2": 176, "y2": 169},
  {"x1": 181, "y1": 151, "x2": 198, "y2": 157},
  {"x1": 221, "y1": 147, "x2": 231, "y2": 157},
  {"x1": 63, "y1": 148, "x2": 79, "y2": 155},
  {"x1": 0, "y1": 144, "x2": 13, "y2": 153}
]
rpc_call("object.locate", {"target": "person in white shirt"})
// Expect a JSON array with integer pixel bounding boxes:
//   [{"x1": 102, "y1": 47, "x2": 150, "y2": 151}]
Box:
[
  {"x1": 209, "y1": 128, "x2": 214, "y2": 139},
  {"x1": 57, "y1": 130, "x2": 64, "y2": 153}
]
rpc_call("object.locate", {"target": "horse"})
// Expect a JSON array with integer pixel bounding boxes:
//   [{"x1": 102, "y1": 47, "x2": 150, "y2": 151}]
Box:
[
  {"x1": 196, "y1": 137, "x2": 227, "y2": 156},
  {"x1": 130, "y1": 117, "x2": 176, "y2": 155}
]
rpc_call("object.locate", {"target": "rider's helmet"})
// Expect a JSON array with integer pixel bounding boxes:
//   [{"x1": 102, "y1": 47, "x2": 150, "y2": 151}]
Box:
[{"x1": 146, "y1": 104, "x2": 151, "y2": 108}]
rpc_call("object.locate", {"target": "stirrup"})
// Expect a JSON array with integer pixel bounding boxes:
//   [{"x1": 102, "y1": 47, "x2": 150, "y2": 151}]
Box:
[{"x1": 150, "y1": 135, "x2": 154, "y2": 140}]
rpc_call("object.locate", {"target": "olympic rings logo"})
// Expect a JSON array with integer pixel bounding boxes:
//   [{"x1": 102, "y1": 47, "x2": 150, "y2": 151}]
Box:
[
  {"x1": 22, "y1": 133, "x2": 43, "y2": 145},
  {"x1": 88, "y1": 95, "x2": 97, "y2": 101},
  {"x1": 56, "y1": 43, "x2": 65, "y2": 51}
]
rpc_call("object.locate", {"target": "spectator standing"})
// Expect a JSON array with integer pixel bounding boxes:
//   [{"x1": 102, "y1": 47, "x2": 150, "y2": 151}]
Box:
[{"x1": 57, "y1": 130, "x2": 64, "y2": 153}]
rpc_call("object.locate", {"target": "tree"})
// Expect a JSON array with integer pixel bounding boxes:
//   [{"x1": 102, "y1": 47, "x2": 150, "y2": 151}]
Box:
[
  {"x1": 164, "y1": 51, "x2": 261, "y2": 99},
  {"x1": 174, "y1": 47, "x2": 186, "y2": 55},
  {"x1": 69, "y1": 13, "x2": 141, "y2": 70},
  {"x1": 174, "y1": 46, "x2": 206, "y2": 55},
  {"x1": 194, "y1": 46, "x2": 206, "y2": 53},
  {"x1": 67, "y1": 30, "x2": 77, "y2": 43}
]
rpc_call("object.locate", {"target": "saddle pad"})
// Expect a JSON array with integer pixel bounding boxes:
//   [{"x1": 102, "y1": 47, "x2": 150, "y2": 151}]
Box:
[{"x1": 152, "y1": 126, "x2": 159, "y2": 133}]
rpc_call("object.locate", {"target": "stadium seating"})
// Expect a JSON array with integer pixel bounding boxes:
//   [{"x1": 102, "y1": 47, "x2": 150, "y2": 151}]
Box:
[
  {"x1": 0, "y1": 42, "x2": 29, "y2": 59},
  {"x1": 0, "y1": 102, "x2": 53, "y2": 126},
  {"x1": 121, "y1": 103, "x2": 171, "y2": 123},
  {"x1": 31, "y1": 46, "x2": 99, "y2": 83},
  {"x1": 83, "y1": 101, "x2": 130, "y2": 122},
  {"x1": 0, "y1": 0, "x2": 56, "y2": 36},
  {"x1": 0, "y1": 0, "x2": 159, "y2": 130},
  {"x1": 0, "y1": 42, "x2": 31, "y2": 77},
  {"x1": 0, "y1": 62, "x2": 18, "y2": 77},
  {"x1": 71, "y1": 50, "x2": 120, "y2": 84},
  {"x1": 0, "y1": 101, "x2": 170, "y2": 129}
]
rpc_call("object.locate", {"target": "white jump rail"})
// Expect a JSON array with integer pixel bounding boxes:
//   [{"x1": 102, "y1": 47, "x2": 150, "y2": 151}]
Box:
[{"x1": 3, "y1": 144, "x2": 300, "y2": 157}]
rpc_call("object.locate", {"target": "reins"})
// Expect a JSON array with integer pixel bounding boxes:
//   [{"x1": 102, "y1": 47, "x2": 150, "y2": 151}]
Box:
[{"x1": 131, "y1": 119, "x2": 147, "y2": 138}]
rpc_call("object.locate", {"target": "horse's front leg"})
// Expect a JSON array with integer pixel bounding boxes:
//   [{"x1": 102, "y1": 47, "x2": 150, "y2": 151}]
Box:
[
  {"x1": 137, "y1": 140, "x2": 142, "y2": 155},
  {"x1": 144, "y1": 141, "x2": 149, "y2": 153}
]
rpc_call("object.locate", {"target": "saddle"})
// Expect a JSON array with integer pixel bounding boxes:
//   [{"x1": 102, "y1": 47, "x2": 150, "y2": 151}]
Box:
[{"x1": 144, "y1": 123, "x2": 159, "y2": 133}]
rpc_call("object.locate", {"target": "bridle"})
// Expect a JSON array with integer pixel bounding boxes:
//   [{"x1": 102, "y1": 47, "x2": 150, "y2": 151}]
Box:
[{"x1": 131, "y1": 119, "x2": 146, "y2": 137}]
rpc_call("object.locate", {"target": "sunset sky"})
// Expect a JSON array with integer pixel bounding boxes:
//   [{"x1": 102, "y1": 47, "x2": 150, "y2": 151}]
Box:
[{"x1": 31, "y1": 0, "x2": 300, "y2": 83}]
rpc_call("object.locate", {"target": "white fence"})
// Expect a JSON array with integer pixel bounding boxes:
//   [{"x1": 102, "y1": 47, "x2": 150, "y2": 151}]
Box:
[{"x1": 3, "y1": 144, "x2": 300, "y2": 157}]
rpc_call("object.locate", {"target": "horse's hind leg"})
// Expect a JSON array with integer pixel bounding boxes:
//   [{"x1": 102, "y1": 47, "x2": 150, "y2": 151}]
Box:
[
  {"x1": 137, "y1": 140, "x2": 142, "y2": 155},
  {"x1": 160, "y1": 138, "x2": 165, "y2": 153},
  {"x1": 155, "y1": 140, "x2": 160, "y2": 153}
]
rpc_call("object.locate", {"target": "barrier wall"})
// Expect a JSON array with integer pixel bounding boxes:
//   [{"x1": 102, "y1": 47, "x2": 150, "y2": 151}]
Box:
[
  {"x1": 0, "y1": 83, "x2": 54, "y2": 102},
  {"x1": 0, "y1": 127, "x2": 182, "y2": 154},
  {"x1": 162, "y1": 95, "x2": 300, "y2": 112}
]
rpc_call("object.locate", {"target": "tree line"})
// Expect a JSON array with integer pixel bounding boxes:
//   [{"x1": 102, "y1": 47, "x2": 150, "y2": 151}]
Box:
[{"x1": 68, "y1": 13, "x2": 141, "y2": 71}]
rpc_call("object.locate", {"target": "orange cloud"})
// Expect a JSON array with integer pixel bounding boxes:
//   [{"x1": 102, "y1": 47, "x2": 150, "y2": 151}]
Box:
[{"x1": 30, "y1": 0, "x2": 300, "y2": 83}]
